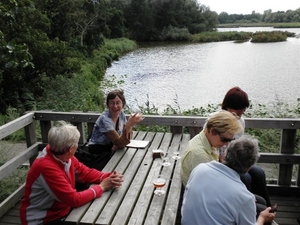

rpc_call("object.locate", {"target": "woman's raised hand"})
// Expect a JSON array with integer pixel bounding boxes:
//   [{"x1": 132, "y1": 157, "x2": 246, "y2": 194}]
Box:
[{"x1": 127, "y1": 112, "x2": 144, "y2": 126}]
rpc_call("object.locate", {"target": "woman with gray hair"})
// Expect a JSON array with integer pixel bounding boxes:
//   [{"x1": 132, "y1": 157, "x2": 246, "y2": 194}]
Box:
[
  {"x1": 20, "y1": 121, "x2": 124, "y2": 225},
  {"x1": 182, "y1": 135, "x2": 276, "y2": 225},
  {"x1": 223, "y1": 134, "x2": 260, "y2": 174}
]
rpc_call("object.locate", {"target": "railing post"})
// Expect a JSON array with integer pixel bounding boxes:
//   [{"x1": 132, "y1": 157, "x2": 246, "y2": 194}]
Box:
[
  {"x1": 24, "y1": 120, "x2": 38, "y2": 165},
  {"x1": 278, "y1": 129, "x2": 296, "y2": 185},
  {"x1": 72, "y1": 122, "x2": 85, "y2": 144},
  {"x1": 40, "y1": 121, "x2": 52, "y2": 143},
  {"x1": 188, "y1": 127, "x2": 202, "y2": 138},
  {"x1": 170, "y1": 126, "x2": 183, "y2": 134}
]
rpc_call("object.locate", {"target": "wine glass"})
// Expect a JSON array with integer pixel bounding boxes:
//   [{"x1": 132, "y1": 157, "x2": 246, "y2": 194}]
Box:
[
  {"x1": 128, "y1": 104, "x2": 141, "y2": 116},
  {"x1": 172, "y1": 148, "x2": 181, "y2": 160},
  {"x1": 127, "y1": 104, "x2": 144, "y2": 120},
  {"x1": 160, "y1": 149, "x2": 171, "y2": 167},
  {"x1": 152, "y1": 177, "x2": 166, "y2": 196}
]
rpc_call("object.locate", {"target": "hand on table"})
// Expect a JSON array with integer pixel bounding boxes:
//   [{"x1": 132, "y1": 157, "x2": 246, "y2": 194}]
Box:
[{"x1": 99, "y1": 171, "x2": 123, "y2": 191}]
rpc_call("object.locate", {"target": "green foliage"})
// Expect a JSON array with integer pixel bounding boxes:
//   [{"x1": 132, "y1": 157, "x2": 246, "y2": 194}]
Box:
[
  {"x1": 251, "y1": 31, "x2": 291, "y2": 42},
  {"x1": 0, "y1": 167, "x2": 28, "y2": 202},
  {"x1": 123, "y1": 0, "x2": 219, "y2": 41},
  {"x1": 161, "y1": 26, "x2": 191, "y2": 41},
  {"x1": 191, "y1": 31, "x2": 252, "y2": 42},
  {"x1": 103, "y1": 38, "x2": 137, "y2": 56},
  {"x1": 0, "y1": 142, "x2": 29, "y2": 202},
  {"x1": 0, "y1": 107, "x2": 25, "y2": 141},
  {"x1": 34, "y1": 38, "x2": 136, "y2": 113}
]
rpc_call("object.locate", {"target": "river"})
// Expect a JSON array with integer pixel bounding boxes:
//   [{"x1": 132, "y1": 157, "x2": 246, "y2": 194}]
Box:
[{"x1": 105, "y1": 27, "x2": 300, "y2": 112}]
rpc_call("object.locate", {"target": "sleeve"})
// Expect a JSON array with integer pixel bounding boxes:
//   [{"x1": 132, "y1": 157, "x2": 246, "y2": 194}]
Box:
[
  {"x1": 74, "y1": 156, "x2": 111, "y2": 184},
  {"x1": 105, "y1": 126, "x2": 132, "y2": 148},
  {"x1": 237, "y1": 198, "x2": 257, "y2": 225},
  {"x1": 100, "y1": 115, "x2": 116, "y2": 133},
  {"x1": 39, "y1": 162, "x2": 107, "y2": 208}
]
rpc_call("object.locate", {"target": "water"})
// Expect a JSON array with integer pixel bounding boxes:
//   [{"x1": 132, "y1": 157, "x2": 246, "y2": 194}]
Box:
[{"x1": 105, "y1": 27, "x2": 300, "y2": 111}]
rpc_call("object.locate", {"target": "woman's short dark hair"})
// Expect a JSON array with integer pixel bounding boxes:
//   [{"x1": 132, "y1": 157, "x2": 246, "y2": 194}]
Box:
[
  {"x1": 106, "y1": 89, "x2": 126, "y2": 107},
  {"x1": 221, "y1": 86, "x2": 250, "y2": 110}
]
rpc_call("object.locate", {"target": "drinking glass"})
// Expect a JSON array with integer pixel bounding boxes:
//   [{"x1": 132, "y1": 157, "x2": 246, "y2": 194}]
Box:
[
  {"x1": 152, "y1": 177, "x2": 166, "y2": 196},
  {"x1": 172, "y1": 148, "x2": 181, "y2": 160},
  {"x1": 128, "y1": 104, "x2": 141, "y2": 116},
  {"x1": 160, "y1": 150, "x2": 171, "y2": 167},
  {"x1": 127, "y1": 104, "x2": 144, "y2": 120}
]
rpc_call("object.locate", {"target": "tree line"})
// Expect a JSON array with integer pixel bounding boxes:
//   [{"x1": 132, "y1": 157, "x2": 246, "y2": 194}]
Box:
[
  {"x1": 0, "y1": 0, "x2": 219, "y2": 115},
  {"x1": 1, "y1": 0, "x2": 299, "y2": 115},
  {"x1": 218, "y1": 8, "x2": 300, "y2": 24}
]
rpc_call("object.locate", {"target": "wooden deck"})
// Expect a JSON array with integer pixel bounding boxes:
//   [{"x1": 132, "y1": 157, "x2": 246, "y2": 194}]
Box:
[
  {"x1": 1, "y1": 195, "x2": 299, "y2": 225},
  {"x1": 1, "y1": 112, "x2": 300, "y2": 225}
]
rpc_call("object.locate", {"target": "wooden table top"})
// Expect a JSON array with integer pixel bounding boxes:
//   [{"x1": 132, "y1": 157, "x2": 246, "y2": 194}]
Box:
[{"x1": 65, "y1": 131, "x2": 190, "y2": 225}]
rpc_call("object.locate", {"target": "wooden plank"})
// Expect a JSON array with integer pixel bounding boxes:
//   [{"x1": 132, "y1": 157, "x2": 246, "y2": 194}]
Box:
[
  {"x1": 88, "y1": 132, "x2": 149, "y2": 225},
  {"x1": 64, "y1": 143, "x2": 131, "y2": 224},
  {"x1": 0, "y1": 183, "x2": 25, "y2": 219},
  {"x1": 0, "y1": 112, "x2": 34, "y2": 139},
  {"x1": 39, "y1": 120, "x2": 52, "y2": 143},
  {"x1": 0, "y1": 215, "x2": 20, "y2": 224},
  {"x1": 188, "y1": 127, "x2": 202, "y2": 139},
  {"x1": 161, "y1": 133, "x2": 190, "y2": 225},
  {"x1": 267, "y1": 185, "x2": 300, "y2": 196},
  {"x1": 257, "y1": 153, "x2": 300, "y2": 164},
  {"x1": 127, "y1": 133, "x2": 172, "y2": 225},
  {"x1": 72, "y1": 122, "x2": 85, "y2": 144},
  {"x1": 143, "y1": 134, "x2": 183, "y2": 225},
  {"x1": 32, "y1": 112, "x2": 300, "y2": 130},
  {"x1": 278, "y1": 129, "x2": 296, "y2": 185},
  {"x1": 76, "y1": 132, "x2": 145, "y2": 224},
  {"x1": 245, "y1": 118, "x2": 300, "y2": 129},
  {"x1": 0, "y1": 142, "x2": 40, "y2": 180},
  {"x1": 110, "y1": 132, "x2": 157, "y2": 225}
]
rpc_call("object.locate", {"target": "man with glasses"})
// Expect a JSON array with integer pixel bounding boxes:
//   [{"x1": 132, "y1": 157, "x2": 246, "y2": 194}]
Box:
[{"x1": 181, "y1": 110, "x2": 242, "y2": 186}]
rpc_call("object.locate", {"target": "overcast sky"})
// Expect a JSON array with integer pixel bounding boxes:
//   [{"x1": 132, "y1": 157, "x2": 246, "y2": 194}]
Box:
[{"x1": 199, "y1": 0, "x2": 300, "y2": 15}]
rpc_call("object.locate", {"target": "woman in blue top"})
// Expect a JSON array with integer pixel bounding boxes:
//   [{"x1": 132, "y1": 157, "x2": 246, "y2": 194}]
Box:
[{"x1": 88, "y1": 89, "x2": 143, "y2": 169}]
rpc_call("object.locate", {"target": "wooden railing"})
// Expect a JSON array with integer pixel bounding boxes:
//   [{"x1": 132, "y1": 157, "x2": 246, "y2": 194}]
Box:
[{"x1": 0, "y1": 111, "x2": 300, "y2": 218}]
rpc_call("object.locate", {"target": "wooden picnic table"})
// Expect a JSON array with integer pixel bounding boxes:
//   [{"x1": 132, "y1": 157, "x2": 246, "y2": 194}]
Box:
[{"x1": 64, "y1": 131, "x2": 190, "y2": 225}]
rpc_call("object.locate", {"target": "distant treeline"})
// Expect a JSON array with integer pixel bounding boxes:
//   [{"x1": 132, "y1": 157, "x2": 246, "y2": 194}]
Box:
[{"x1": 217, "y1": 8, "x2": 300, "y2": 24}]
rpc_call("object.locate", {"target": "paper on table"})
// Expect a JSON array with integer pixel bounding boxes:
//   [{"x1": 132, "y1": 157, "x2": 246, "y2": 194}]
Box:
[{"x1": 126, "y1": 140, "x2": 150, "y2": 148}]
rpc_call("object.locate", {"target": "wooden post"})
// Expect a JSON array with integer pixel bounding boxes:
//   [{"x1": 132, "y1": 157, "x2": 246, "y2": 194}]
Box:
[
  {"x1": 39, "y1": 120, "x2": 52, "y2": 144},
  {"x1": 24, "y1": 121, "x2": 38, "y2": 165},
  {"x1": 278, "y1": 129, "x2": 296, "y2": 185}
]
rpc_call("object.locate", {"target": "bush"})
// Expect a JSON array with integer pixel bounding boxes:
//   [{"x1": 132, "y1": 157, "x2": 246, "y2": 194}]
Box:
[
  {"x1": 161, "y1": 26, "x2": 192, "y2": 41},
  {"x1": 191, "y1": 31, "x2": 252, "y2": 42},
  {"x1": 251, "y1": 31, "x2": 294, "y2": 42}
]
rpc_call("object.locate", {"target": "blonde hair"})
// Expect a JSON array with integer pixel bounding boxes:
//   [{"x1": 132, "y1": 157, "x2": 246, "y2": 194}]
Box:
[{"x1": 206, "y1": 110, "x2": 242, "y2": 136}]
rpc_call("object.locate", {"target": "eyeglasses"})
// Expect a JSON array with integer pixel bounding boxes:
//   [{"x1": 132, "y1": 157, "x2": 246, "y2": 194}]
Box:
[
  {"x1": 109, "y1": 101, "x2": 122, "y2": 106},
  {"x1": 218, "y1": 133, "x2": 235, "y2": 143}
]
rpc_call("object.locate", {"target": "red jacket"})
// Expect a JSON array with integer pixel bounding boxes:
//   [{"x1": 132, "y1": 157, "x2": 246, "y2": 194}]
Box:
[{"x1": 20, "y1": 145, "x2": 111, "y2": 224}]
